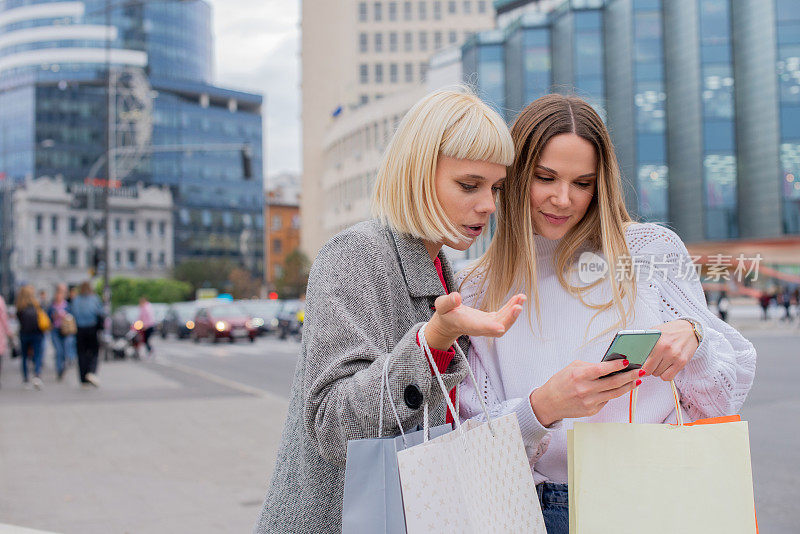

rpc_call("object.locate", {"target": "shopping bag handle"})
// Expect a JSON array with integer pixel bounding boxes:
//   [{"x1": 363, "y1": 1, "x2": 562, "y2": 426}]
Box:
[
  {"x1": 418, "y1": 324, "x2": 496, "y2": 437},
  {"x1": 378, "y1": 355, "x2": 434, "y2": 446},
  {"x1": 628, "y1": 380, "x2": 683, "y2": 426}
]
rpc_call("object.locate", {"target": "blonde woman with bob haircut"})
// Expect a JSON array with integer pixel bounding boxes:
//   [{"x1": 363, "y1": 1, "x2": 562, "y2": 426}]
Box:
[
  {"x1": 254, "y1": 88, "x2": 526, "y2": 533},
  {"x1": 457, "y1": 94, "x2": 757, "y2": 533}
]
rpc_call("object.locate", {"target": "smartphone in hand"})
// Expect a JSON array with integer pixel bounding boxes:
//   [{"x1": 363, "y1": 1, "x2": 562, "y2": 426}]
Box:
[{"x1": 600, "y1": 329, "x2": 661, "y2": 378}]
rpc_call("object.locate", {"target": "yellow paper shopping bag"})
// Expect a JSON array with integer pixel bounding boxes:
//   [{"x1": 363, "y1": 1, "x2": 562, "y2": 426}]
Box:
[{"x1": 568, "y1": 383, "x2": 757, "y2": 534}]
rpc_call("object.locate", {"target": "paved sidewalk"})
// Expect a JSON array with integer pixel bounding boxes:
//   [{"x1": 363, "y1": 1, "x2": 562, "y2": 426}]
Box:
[{"x1": 0, "y1": 358, "x2": 287, "y2": 534}]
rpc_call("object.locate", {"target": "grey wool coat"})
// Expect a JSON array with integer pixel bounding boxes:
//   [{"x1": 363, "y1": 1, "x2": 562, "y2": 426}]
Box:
[{"x1": 253, "y1": 219, "x2": 470, "y2": 533}]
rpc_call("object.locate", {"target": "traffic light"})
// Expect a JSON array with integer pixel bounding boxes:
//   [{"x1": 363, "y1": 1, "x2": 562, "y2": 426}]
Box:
[{"x1": 241, "y1": 145, "x2": 253, "y2": 179}]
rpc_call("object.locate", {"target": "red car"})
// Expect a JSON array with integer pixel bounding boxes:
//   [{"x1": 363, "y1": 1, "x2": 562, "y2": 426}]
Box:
[{"x1": 192, "y1": 304, "x2": 257, "y2": 343}]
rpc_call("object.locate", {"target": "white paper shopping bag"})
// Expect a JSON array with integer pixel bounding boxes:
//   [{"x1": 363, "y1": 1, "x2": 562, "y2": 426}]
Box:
[{"x1": 396, "y1": 326, "x2": 546, "y2": 534}]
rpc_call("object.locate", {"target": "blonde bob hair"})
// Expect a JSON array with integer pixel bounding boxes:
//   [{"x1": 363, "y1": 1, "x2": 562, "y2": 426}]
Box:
[
  {"x1": 371, "y1": 87, "x2": 514, "y2": 243},
  {"x1": 463, "y1": 94, "x2": 637, "y2": 339}
]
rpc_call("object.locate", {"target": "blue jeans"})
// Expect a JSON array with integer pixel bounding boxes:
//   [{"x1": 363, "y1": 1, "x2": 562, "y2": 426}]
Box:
[
  {"x1": 537, "y1": 482, "x2": 569, "y2": 534},
  {"x1": 51, "y1": 330, "x2": 67, "y2": 374},
  {"x1": 19, "y1": 332, "x2": 44, "y2": 382},
  {"x1": 65, "y1": 334, "x2": 77, "y2": 364}
]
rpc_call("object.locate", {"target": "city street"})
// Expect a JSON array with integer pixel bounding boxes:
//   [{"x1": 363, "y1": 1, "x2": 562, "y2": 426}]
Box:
[{"x1": 1, "y1": 324, "x2": 799, "y2": 532}]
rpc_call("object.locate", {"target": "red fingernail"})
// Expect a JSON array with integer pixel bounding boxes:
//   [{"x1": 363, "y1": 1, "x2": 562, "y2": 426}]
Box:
[
  {"x1": 636, "y1": 379, "x2": 642, "y2": 386},
  {"x1": 639, "y1": 370, "x2": 646, "y2": 377},
  {"x1": 622, "y1": 359, "x2": 629, "y2": 367}
]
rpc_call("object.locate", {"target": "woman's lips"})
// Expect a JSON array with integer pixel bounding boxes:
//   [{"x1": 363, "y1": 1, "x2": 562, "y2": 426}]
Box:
[
  {"x1": 463, "y1": 225, "x2": 484, "y2": 237},
  {"x1": 542, "y1": 213, "x2": 569, "y2": 225}
]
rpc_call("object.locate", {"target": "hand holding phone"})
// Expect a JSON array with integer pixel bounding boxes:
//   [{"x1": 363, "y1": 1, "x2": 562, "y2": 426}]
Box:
[{"x1": 600, "y1": 330, "x2": 662, "y2": 378}]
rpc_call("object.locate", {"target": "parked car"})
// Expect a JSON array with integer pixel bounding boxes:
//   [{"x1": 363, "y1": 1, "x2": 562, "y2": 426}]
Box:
[
  {"x1": 236, "y1": 299, "x2": 283, "y2": 336},
  {"x1": 162, "y1": 301, "x2": 202, "y2": 339},
  {"x1": 192, "y1": 303, "x2": 257, "y2": 343},
  {"x1": 276, "y1": 299, "x2": 304, "y2": 340}
]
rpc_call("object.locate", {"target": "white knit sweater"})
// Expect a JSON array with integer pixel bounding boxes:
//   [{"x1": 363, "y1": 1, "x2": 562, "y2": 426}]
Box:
[{"x1": 457, "y1": 223, "x2": 757, "y2": 485}]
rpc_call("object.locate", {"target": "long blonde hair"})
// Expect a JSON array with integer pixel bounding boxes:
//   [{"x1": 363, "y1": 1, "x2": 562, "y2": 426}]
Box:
[
  {"x1": 371, "y1": 87, "x2": 514, "y2": 244},
  {"x1": 462, "y1": 94, "x2": 636, "y2": 339},
  {"x1": 16, "y1": 285, "x2": 40, "y2": 311}
]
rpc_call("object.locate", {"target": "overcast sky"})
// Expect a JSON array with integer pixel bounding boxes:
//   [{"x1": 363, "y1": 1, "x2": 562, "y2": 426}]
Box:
[{"x1": 205, "y1": 0, "x2": 300, "y2": 178}]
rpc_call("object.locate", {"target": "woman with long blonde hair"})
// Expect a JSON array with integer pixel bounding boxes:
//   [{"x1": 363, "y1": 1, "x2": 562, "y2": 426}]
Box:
[
  {"x1": 15, "y1": 285, "x2": 46, "y2": 388},
  {"x1": 458, "y1": 94, "x2": 757, "y2": 533},
  {"x1": 254, "y1": 88, "x2": 525, "y2": 533}
]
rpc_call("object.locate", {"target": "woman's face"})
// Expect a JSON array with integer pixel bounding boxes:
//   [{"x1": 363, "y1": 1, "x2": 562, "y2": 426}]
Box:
[
  {"x1": 529, "y1": 133, "x2": 597, "y2": 240},
  {"x1": 434, "y1": 155, "x2": 506, "y2": 251}
]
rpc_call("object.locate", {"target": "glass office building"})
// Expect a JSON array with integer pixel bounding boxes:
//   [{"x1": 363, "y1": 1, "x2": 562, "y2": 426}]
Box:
[
  {"x1": 464, "y1": 0, "x2": 799, "y2": 247},
  {"x1": 0, "y1": 0, "x2": 264, "y2": 290}
]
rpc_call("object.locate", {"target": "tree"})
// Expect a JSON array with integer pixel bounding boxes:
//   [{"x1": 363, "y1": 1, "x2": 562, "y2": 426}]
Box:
[
  {"x1": 99, "y1": 277, "x2": 192, "y2": 308},
  {"x1": 228, "y1": 267, "x2": 262, "y2": 299},
  {"x1": 275, "y1": 248, "x2": 311, "y2": 299},
  {"x1": 174, "y1": 258, "x2": 236, "y2": 294}
]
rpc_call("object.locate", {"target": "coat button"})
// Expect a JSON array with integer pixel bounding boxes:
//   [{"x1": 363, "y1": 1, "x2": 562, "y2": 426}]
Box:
[{"x1": 403, "y1": 384, "x2": 423, "y2": 410}]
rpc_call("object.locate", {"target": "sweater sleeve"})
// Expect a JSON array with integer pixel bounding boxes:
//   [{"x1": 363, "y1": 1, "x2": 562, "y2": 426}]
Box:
[
  {"x1": 626, "y1": 223, "x2": 757, "y2": 420},
  {"x1": 302, "y1": 229, "x2": 468, "y2": 465}
]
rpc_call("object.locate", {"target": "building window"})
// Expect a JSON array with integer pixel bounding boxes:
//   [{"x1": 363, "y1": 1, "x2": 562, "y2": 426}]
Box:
[
  {"x1": 69, "y1": 216, "x2": 78, "y2": 233},
  {"x1": 50, "y1": 248, "x2": 58, "y2": 266},
  {"x1": 359, "y1": 64, "x2": 368, "y2": 84},
  {"x1": 418, "y1": 31, "x2": 427, "y2": 51},
  {"x1": 146, "y1": 251, "x2": 153, "y2": 267},
  {"x1": 36, "y1": 249, "x2": 43, "y2": 267},
  {"x1": 127, "y1": 250, "x2": 137, "y2": 268},
  {"x1": 419, "y1": 62, "x2": 428, "y2": 81},
  {"x1": 463, "y1": 0, "x2": 471, "y2": 14},
  {"x1": 373, "y1": 1, "x2": 382, "y2": 21},
  {"x1": 389, "y1": 32, "x2": 398, "y2": 52},
  {"x1": 114, "y1": 218, "x2": 121, "y2": 235},
  {"x1": 449, "y1": 30, "x2": 457, "y2": 44},
  {"x1": 158, "y1": 252, "x2": 165, "y2": 266},
  {"x1": 274, "y1": 264, "x2": 283, "y2": 279},
  {"x1": 128, "y1": 220, "x2": 136, "y2": 234},
  {"x1": 389, "y1": 1, "x2": 397, "y2": 20},
  {"x1": 390, "y1": 63, "x2": 398, "y2": 83},
  {"x1": 50, "y1": 215, "x2": 58, "y2": 233},
  {"x1": 404, "y1": 62, "x2": 414, "y2": 82},
  {"x1": 404, "y1": 1, "x2": 412, "y2": 20},
  {"x1": 418, "y1": 1, "x2": 427, "y2": 20},
  {"x1": 478, "y1": 0, "x2": 486, "y2": 13},
  {"x1": 359, "y1": 32, "x2": 368, "y2": 52},
  {"x1": 68, "y1": 248, "x2": 78, "y2": 267},
  {"x1": 374, "y1": 32, "x2": 383, "y2": 52},
  {"x1": 158, "y1": 221, "x2": 166, "y2": 236},
  {"x1": 272, "y1": 215, "x2": 282, "y2": 230},
  {"x1": 448, "y1": 0, "x2": 456, "y2": 14},
  {"x1": 358, "y1": 2, "x2": 367, "y2": 21},
  {"x1": 434, "y1": 31, "x2": 442, "y2": 49},
  {"x1": 115, "y1": 250, "x2": 121, "y2": 267},
  {"x1": 360, "y1": 94, "x2": 369, "y2": 105},
  {"x1": 434, "y1": 1, "x2": 442, "y2": 19},
  {"x1": 35, "y1": 214, "x2": 43, "y2": 233},
  {"x1": 404, "y1": 31, "x2": 413, "y2": 51},
  {"x1": 146, "y1": 220, "x2": 153, "y2": 235},
  {"x1": 375, "y1": 63, "x2": 384, "y2": 83},
  {"x1": 291, "y1": 214, "x2": 301, "y2": 229},
  {"x1": 272, "y1": 239, "x2": 282, "y2": 254}
]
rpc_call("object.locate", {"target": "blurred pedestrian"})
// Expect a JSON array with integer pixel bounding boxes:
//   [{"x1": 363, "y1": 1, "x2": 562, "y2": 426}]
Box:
[
  {"x1": 48, "y1": 283, "x2": 73, "y2": 381},
  {"x1": 717, "y1": 291, "x2": 730, "y2": 322},
  {"x1": 72, "y1": 281, "x2": 103, "y2": 387},
  {"x1": 65, "y1": 285, "x2": 78, "y2": 365},
  {"x1": 0, "y1": 293, "x2": 11, "y2": 388},
  {"x1": 137, "y1": 295, "x2": 156, "y2": 357},
  {"x1": 38, "y1": 289, "x2": 48, "y2": 307},
  {"x1": 758, "y1": 291, "x2": 771, "y2": 321},
  {"x1": 779, "y1": 286, "x2": 792, "y2": 322},
  {"x1": 15, "y1": 285, "x2": 47, "y2": 389}
]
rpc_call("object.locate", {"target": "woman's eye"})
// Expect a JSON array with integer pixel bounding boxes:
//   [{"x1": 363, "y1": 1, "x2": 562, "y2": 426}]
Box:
[
  {"x1": 458, "y1": 182, "x2": 477, "y2": 191},
  {"x1": 575, "y1": 182, "x2": 592, "y2": 189},
  {"x1": 535, "y1": 176, "x2": 555, "y2": 183}
]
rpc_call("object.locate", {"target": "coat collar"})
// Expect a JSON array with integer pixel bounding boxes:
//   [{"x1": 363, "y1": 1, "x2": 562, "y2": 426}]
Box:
[{"x1": 386, "y1": 226, "x2": 454, "y2": 298}]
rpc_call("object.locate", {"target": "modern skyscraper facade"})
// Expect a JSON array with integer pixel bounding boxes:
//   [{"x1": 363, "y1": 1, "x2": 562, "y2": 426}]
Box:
[
  {"x1": 301, "y1": 0, "x2": 496, "y2": 257},
  {"x1": 464, "y1": 0, "x2": 800, "y2": 262},
  {"x1": 0, "y1": 0, "x2": 264, "y2": 295}
]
